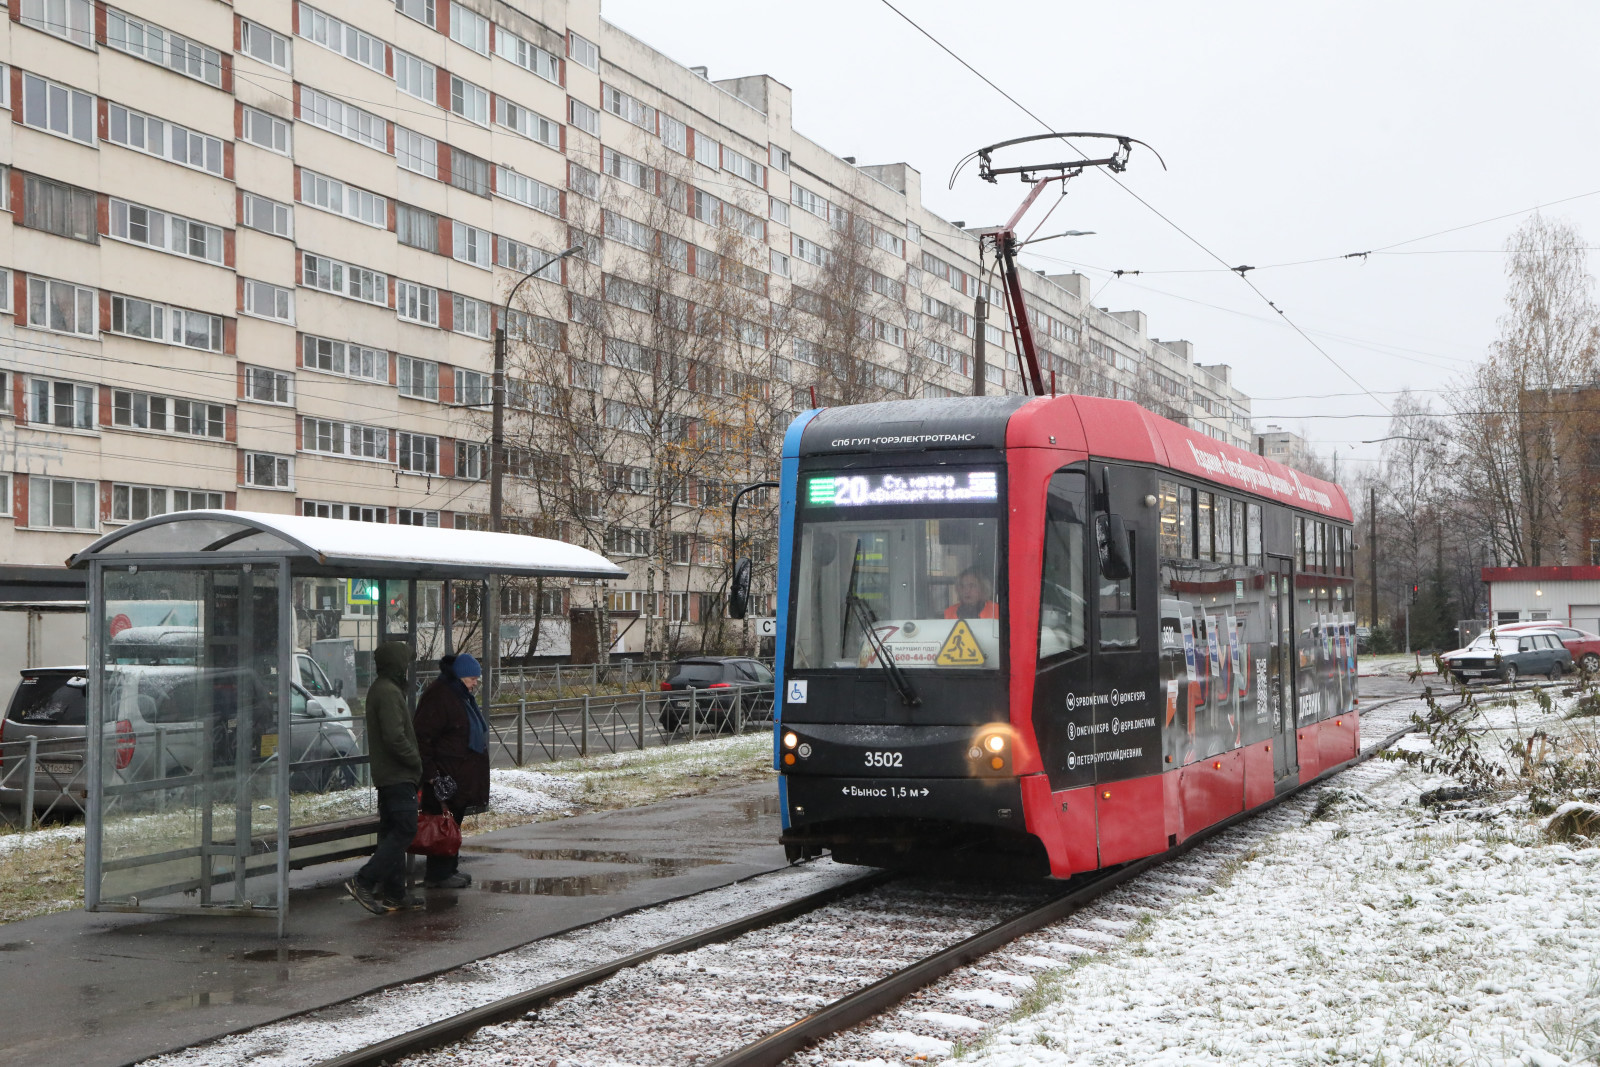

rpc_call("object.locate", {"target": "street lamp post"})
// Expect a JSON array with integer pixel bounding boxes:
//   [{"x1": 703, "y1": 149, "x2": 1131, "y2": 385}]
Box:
[{"x1": 484, "y1": 244, "x2": 582, "y2": 691}]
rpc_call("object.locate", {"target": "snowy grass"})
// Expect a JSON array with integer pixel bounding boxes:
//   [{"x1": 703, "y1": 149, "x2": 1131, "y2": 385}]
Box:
[{"x1": 0, "y1": 731, "x2": 776, "y2": 925}]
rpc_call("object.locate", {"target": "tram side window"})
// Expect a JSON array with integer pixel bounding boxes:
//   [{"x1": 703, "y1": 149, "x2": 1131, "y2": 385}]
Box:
[
  {"x1": 1295, "y1": 517, "x2": 1305, "y2": 569},
  {"x1": 1158, "y1": 480, "x2": 1181, "y2": 559},
  {"x1": 1197, "y1": 491, "x2": 1214, "y2": 560},
  {"x1": 1038, "y1": 470, "x2": 1087, "y2": 661},
  {"x1": 1216, "y1": 496, "x2": 1233, "y2": 562},
  {"x1": 1247, "y1": 503, "x2": 1263, "y2": 567},
  {"x1": 1179, "y1": 485, "x2": 1194, "y2": 559},
  {"x1": 1099, "y1": 531, "x2": 1137, "y2": 650}
]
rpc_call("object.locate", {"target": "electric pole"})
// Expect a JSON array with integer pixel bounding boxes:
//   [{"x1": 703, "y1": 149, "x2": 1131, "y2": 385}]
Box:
[
  {"x1": 487, "y1": 244, "x2": 582, "y2": 692},
  {"x1": 1369, "y1": 485, "x2": 1378, "y2": 629},
  {"x1": 972, "y1": 292, "x2": 987, "y2": 396}
]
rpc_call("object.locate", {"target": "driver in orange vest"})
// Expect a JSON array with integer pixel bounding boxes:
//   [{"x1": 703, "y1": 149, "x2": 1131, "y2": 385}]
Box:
[{"x1": 945, "y1": 567, "x2": 1000, "y2": 620}]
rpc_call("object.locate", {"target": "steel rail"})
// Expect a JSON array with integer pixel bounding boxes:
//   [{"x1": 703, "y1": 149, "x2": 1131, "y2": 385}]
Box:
[
  {"x1": 314, "y1": 869, "x2": 894, "y2": 1067},
  {"x1": 703, "y1": 713, "x2": 1433, "y2": 1067}
]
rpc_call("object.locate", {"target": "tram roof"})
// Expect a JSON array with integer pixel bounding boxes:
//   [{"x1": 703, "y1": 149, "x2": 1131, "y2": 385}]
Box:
[
  {"x1": 65, "y1": 510, "x2": 630, "y2": 580},
  {"x1": 795, "y1": 394, "x2": 1352, "y2": 522}
]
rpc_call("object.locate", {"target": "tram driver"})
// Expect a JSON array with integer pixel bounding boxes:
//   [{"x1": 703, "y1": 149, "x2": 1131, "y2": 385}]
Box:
[{"x1": 944, "y1": 567, "x2": 999, "y2": 620}]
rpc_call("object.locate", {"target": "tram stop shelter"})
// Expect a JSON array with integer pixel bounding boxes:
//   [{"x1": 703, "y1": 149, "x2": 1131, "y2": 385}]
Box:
[{"x1": 66, "y1": 510, "x2": 625, "y2": 936}]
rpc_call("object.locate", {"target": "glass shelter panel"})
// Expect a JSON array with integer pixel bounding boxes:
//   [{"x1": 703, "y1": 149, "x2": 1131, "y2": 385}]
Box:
[{"x1": 93, "y1": 565, "x2": 287, "y2": 911}]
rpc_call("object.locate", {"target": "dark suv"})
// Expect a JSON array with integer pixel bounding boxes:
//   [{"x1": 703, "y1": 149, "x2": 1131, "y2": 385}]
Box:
[{"x1": 658, "y1": 658, "x2": 775, "y2": 731}]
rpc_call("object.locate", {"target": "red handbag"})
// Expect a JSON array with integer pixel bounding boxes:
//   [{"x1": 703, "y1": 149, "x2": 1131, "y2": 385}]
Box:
[{"x1": 408, "y1": 794, "x2": 462, "y2": 856}]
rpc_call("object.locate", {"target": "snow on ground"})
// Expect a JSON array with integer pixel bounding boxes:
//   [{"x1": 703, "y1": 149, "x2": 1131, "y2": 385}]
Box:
[{"x1": 1361, "y1": 653, "x2": 1439, "y2": 679}]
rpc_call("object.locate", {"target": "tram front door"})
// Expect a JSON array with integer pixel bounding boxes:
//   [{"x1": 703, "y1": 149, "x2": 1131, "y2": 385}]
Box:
[{"x1": 1268, "y1": 555, "x2": 1298, "y2": 785}]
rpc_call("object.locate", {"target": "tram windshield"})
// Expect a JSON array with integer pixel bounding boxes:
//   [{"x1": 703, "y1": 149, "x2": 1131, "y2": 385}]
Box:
[{"x1": 791, "y1": 514, "x2": 1001, "y2": 671}]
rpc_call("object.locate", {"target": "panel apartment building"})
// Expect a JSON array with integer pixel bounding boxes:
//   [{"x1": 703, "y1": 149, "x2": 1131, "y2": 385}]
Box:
[{"x1": 0, "y1": 0, "x2": 1253, "y2": 656}]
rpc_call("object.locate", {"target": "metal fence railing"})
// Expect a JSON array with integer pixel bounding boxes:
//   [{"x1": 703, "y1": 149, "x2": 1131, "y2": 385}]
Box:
[
  {"x1": 482, "y1": 682, "x2": 774, "y2": 766},
  {"x1": 0, "y1": 735, "x2": 91, "y2": 831},
  {"x1": 415, "y1": 658, "x2": 776, "y2": 702}
]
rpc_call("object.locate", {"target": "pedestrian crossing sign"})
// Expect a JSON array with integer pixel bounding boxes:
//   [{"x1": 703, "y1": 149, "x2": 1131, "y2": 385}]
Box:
[{"x1": 936, "y1": 619, "x2": 986, "y2": 666}]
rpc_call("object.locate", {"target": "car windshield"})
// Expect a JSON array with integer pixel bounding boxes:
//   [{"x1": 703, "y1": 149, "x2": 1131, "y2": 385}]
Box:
[
  {"x1": 297, "y1": 654, "x2": 336, "y2": 696},
  {"x1": 792, "y1": 513, "x2": 1000, "y2": 671},
  {"x1": 7, "y1": 674, "x2": 88, "y2": 725},
  {"x1": 1465, "y1": 635, "x2": 1519, "y2": 653}
]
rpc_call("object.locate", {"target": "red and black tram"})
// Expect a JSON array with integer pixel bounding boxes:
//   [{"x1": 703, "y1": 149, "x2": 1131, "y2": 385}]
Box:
[{"x1": 772, "y1": 394, "x2": 1357, "y2": 875}]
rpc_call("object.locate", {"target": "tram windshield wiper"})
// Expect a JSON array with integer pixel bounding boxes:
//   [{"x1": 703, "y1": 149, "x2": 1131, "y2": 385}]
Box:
[{"x1": 842, "y1": 539, "x2": 921, "y2": 707}]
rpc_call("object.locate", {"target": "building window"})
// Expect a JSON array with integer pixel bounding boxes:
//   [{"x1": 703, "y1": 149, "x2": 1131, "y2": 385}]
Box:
[
  {"x1": 497, "y1": 236, "x2": 563, "y2": 279},
  {"x1": 793, "y1": 235, "x2": 827, "y2": 267},
  {"x1": 27, "y1": 379, "x2": 94, "y2": 429},
  {"x1": 495, "y1": 98, "x2": 561, "y2": 149},
  {"x1": 299, "y1": 169, "x2": 386, "y2": 227},
  {"x1": 568, "y1": 162, "x2": 600, "y2": 199},
  {"x1": 496, "y1": 168, "x2": 562, "y2": 216},
  {"x1": 569, "y1": 98, "x2": 600, "y2": 137},
  {"x1": 299, "y1": 3, "x2": 385, "y2": 72},
  {"x1": 393, "y1": 50, "x2": 436, "y2": 104},
  {"x1": 108, "y1": 199, "x2": 222, "y2": 263},
  {"x1": 397, "y1": 432, "x2": 438, "y2": 474},
  {"x1": 605, "y1": 528, "x2": 651, "y2": 557},
  {"x1": 769, "y1": 144, "x2": 790, "y2": 173},
  {"x1": 449, "y1": 75, "x2": 489, "y2": 125},
  {"x1": 23, "y1": 176, "x2": 96, "y2": 244},
  {"x1": 107, "y1": 103, "x2": 222, "y2": 174},
  {"x1": 111, "y1": 484, "x2": 161, "y2": 522},
  {"x1": 242, "y1": 192, "x2": 293, "y2": 237},
  {"x1": 304, "y1": 501, "x2": 386, "y2": 523},
  {"x1": 601, "y1": 147, "x2": 652, "y2": 191},
  {"x1": 303, "y1": 416, "x2": 388, "y2": 460},
  {"x1": 496, "y1": 28, "x2": 560, "y2": 83},
  {"x1": 396, "y1": 282, "x2": 439, "y2": 326},
  {"x1": 395, "y1": 204, "x2": 440, "y2": 252},
  {"x1": 452, "y1": 295, "x2": 491, "y2": 339},
  {"x1": 112, "y1": 390, "x2": 225, "y2": 438},
  {"x1": 770, "y1": 250, "x2": 791, "y2": 278},
  {"x1": 396, "y1": 509, "x2": 440, "y2": 528},
  {"x1": 243, "y1": 279, "x2": 294, "y2": 323},
  {"x1": 244, "y1": 453, "x2": 293, "y2": 489},
  {"x1": 455, "y1": 440, "x2": 483, "y2": 479},
  {"x1": 454, "y1": 368, "x2": 489, "y2": 406},
  {"x1": 239, "y1": 18, "x2": 290, "y2": 70},
  {"x1": 301, "y1": 252, "x2": 387, "y2": 305},
  {"x1": 568, "y1": 32, "x2": 598, "y2": 71},
  {"x1": 396, "y1": 355, "x2": 439, "y2": 401},
  {"x1": 243, "y1": 366, "x2": 293, "y2": 405},
  {"x1": 661, "y1": 115, "x2": 687, "y2": 155},
  {"x1": 106, "y1": 8, "x2": 223, "y2": 84},
  {"x1": 770, "y1": 197, "x2": 791, "y2": 226},
  {"x1": 452, "y1": 222, "x2": 490, "y2": 269},
  {"x1": 22, "y1": 0, "x2": 93, "y2": 48},
  {"x1": 239, "y1": 106, "x2": 291, "y2": 154},
  {"x1": 395, "y1": 0, "x2": 435, "y2": 29},
  {"x1": 602, "y1": 85, "x2": 656, "y2": 131},
  {"x1": 302, "y1": 335, "x2": 387, "y2": 382},
  {"x1": 22, "y1": 74, "x2": 94, "y2": 145},
  {"x1": 109, "y1": 295, "x2": 224, "y2": 352},
  {"x1": 28, "y1": 478, "x2": 96, "y2": 531},
  {"x1": 450, "y1": 148, "x2": 491, "y2": 196},
  {"x1": 301, "y1": 87, "x2": 387, "y2": 150},
  {"x1": 722, "y1": 145, "x2": 766, "y2": 187},
  {"x1": 448, "y1": 2, "x2": 489, "y2": 53},
  {"x1": 26, "y1": 277, "x2": 96, "y2": 336}
]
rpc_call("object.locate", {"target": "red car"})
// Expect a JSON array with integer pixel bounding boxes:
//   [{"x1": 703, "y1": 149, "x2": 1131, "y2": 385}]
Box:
[{"x1": 1494, "y1": 622, "x2": 1600, "y2": 673}]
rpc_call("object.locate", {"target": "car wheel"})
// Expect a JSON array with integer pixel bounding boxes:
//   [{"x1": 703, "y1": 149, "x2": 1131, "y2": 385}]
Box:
[
  {"x1": 1581, "y1": 653, "x2": 1599, "y2": 673},
  {"x1": 1452, "y1": 672, "x2": 1469, "y2": 686},
  {"x1": 1550, "y1": 662, "x2": 1564, "y2": 682},
  {"x1": 1503, "y1": 663, "x2": 1519, "y2": 686}
]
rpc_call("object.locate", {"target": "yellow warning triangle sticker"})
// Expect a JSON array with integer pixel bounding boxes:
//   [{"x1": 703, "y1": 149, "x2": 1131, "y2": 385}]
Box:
[{"x1": 936, "y1": 618, "x2": 986, "y2": 666}]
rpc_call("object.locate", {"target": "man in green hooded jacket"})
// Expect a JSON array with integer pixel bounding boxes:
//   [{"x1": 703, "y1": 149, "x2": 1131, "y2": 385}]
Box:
[{"x1": 346, "y1": 641, "x2": 424, "y2": 913}]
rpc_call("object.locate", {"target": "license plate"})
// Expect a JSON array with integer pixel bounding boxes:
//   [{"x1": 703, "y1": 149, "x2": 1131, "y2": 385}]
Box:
[{"x1": 40, "y1": 762, "x2": 78, "y2": 776}]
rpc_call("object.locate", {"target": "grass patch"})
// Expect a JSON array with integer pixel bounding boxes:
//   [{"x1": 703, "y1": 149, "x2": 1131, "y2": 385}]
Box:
[{"x1": 0, "y1": 829, "x2": 84, "y2": 923}]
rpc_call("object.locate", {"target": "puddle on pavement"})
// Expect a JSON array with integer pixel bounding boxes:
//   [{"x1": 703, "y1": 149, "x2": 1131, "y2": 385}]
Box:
[
  {"x1": 735, "y1": 795, "x2": 781, "y2": 820},
  {"x1": 480, "y1": 871, "x2": 634, "y2": 895},
  {"x1": 461, "y1": 845, "x2": 726, "y2": 879},
  {"x1": 0, "y1": 941, "x2": 32, "y2": 952},
  {"x1": 235, "y1": 948, "x2": 340, "y2": 963}
]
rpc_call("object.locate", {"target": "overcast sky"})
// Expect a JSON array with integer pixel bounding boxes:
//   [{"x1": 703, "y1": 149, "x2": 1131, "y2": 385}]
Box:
[{"x1": 601, "y1": 0, "x2": 1600, "y2": 478}]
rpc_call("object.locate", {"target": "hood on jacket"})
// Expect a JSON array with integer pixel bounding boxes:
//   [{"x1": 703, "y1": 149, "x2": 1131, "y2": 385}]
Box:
[{"x1": 374, "y1": 641, "x2": 411, "y2": 684}]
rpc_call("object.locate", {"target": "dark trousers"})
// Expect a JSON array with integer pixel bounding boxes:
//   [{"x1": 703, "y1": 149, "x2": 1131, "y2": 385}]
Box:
[
  {"x1": 357, "y1": 782, "x2": 418, "y2": 899},
  {"x1": 420, "y1": 791, "x2": 465, "y2": 881}
]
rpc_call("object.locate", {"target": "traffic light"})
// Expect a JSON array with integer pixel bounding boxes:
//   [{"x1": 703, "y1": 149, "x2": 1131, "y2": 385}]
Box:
[{"x1": 1410, "y1": 583, "x2": 1420, "y2": 603}]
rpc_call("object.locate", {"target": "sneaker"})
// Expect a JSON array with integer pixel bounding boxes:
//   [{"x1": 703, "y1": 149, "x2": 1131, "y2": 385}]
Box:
[
  {"x1": 345, "y1": 877, "x2": 388, "y2": 915},
  {"x1": 424, "y1": 872, "x2": 472, "y2": 889},
  {"x1": 382, "y1": 892, "x2": 427, "y2": 911}
]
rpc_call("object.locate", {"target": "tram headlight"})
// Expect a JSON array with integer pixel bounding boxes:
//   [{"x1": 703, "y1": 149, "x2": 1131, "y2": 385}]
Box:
[
  {"x1": 783, "y1": 732, "x2": 798, "y2": 749},
  {"x1": 984, "y1": 734, "x2": 1006, "y2": 754}
]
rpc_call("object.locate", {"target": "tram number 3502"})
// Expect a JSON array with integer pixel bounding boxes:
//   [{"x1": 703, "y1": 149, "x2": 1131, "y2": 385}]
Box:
[{"x1": 863, "y1": 751, "x2": 904, "y2": 768}]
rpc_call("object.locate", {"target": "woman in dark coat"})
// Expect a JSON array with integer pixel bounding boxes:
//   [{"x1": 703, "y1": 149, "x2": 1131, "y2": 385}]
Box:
[{"x1": 413, "y1": 652, "x2": 491, "y2": 888}]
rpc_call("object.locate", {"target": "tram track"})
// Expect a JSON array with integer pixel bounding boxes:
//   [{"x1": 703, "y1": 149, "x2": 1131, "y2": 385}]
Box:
[{"x1": 314, "y1": 695, "x2": 1447, "y2": 1067}]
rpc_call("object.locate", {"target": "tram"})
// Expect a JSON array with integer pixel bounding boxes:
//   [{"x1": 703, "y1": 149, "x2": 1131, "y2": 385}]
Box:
[{"x1": 771, "y1": 393, "x2": 1357, "y2": 875}]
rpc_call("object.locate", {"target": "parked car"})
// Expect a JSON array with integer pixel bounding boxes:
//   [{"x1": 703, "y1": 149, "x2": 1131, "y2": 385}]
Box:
[
  {"x1": 0, "y1": 664, "x2": 361, "y2": 814},
  {"x1": 1439, "y1": 629, "x2": 1573, "y2": 685},
  {"x1": 110, "y1": 626, "x2": 355, "y2": 718},
  {"x1": 1492, "y1": 622, "x2": 1600, "y2": 673},
  {"x1": 658, "y1": 657, "x2": 775, "y2": 731}
]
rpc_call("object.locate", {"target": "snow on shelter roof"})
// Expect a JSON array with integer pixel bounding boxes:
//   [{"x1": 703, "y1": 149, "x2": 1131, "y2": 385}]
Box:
[{"x1": 66, "y1": 511, "x2": 628, "y2": 581}]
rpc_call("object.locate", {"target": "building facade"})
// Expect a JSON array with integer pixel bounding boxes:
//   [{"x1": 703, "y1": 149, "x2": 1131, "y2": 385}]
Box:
[{"x1": 0, "y1": 0, "x2": 1255, "y2": 657}]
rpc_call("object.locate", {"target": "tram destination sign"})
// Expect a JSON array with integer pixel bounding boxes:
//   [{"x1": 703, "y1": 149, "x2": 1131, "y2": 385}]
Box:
[{"x1": 806, "y1": 468, "x2": 999, "y2": 508}]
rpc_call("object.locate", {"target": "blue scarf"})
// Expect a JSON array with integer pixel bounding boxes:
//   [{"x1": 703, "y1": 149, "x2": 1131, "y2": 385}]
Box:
[{"x1": 450, "y1": 678, "x2": 488, "y2": 754}]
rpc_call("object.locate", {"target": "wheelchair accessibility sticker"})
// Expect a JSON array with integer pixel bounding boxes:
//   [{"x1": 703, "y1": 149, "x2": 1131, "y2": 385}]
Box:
[{"x1": 787, "y1": 679, "x2": 808, "y2": 703}]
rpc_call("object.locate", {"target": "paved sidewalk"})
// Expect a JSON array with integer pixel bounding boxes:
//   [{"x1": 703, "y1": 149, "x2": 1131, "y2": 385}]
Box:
[{"x1": 0, "y1": 781, "x2": 785, "y2": 1067}]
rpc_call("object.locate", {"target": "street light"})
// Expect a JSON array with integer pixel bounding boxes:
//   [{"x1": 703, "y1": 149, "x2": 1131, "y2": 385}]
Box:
[
  {"x1": 1361, "y1": 435, "x2": 1434, "y2": 445},
  {"x1": 484, "y1": 243, "x2": 583, "y2": 688}
]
